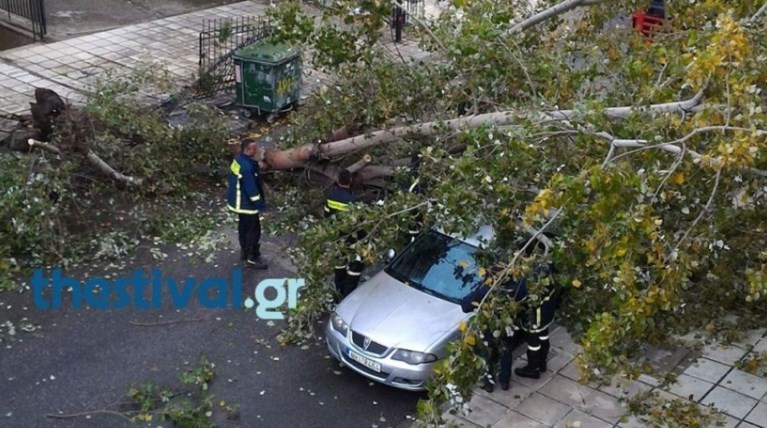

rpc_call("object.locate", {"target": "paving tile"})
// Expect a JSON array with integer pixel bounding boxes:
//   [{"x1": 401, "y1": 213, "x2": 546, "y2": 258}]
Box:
[
  {"x1": 721, "y1": 368, "x2": 767, "y2": 400},
  {"x1": 559, "y1": 359, "x2": 583, "y2": 382},
  {"x1": 491, "y1": 410, "x2": 547, "y2": 428},
  {"x1": 463, "y1": 393, "x2": 510, "y2": 427},
  {"x1": 637, "y1": 373, "x2": 660, "y2": 387},
  {"x1": 720, "y1": 414, "x2": 741, "y2": 428},
  {"x1": 514, "y1": 392, "x2": 573, "y2": 426},
  {"x1": 644, "y1": 345, "x2": 691, "y2": 372},
  {"x1": 478, "y1": 383, "x2": 534, "y2": 409},
  {"x1": 745, "y1": 401, "x2": 767, "y2": 427},
  {"x1": 539, "y1": 375, "x2": 594, "y2": 409},
  {"x1": 754, "y1": 339, "x2": 767, "y2": 355},
  {"x1": 701, "y1": 386, "x2": 759, "y2": 419},
  {"x1": 439, "y1": 413, "x2": 481, "y2": 427},
  {"x1": 584, "y1": 389, "x2": 625, "y2": 424},
  {"x1": 615, "y1": 414, "x2": 649, "y2": 428},
  {"x1": 740, "y1": 422, "x2": 762, "y2": 428},
  {"x1": 549, "y1": 326, "x2": 582, "y2": 355},
  {"x1": 553, "y1": 409, "x2": 612, "y2": 428},
  {"x1": 546, "y1": 347, "x2": 575, "y2": 374},
  {"x1": 703, "y1": 342, "x2": 749, "y2": 365},
  {"x1": 599, "y1": 378, "x2": 652, "y2": 401},
  {"x1": 738, "y1": 329, "x2": 767, "y2": 348},
  {"x1": 665, "y1": 373, "x2": 716, "y2": 402},
  {"x1": 684, "y1": 357, "x2": 732, "y2": 384},
  {"x1": 513, "y1": 368, "x2": 556, "y2": 390}
]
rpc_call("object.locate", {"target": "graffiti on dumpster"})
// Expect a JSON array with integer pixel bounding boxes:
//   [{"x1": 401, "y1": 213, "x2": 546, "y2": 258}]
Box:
[{"x1": 276, "y1": 76, "x2": 296, "y2": 97}]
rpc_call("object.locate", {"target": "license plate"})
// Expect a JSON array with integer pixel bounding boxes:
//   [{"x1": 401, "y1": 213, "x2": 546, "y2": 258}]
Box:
[{"x1": 347, "y1": 348, "x2": 382, "y2": 372}]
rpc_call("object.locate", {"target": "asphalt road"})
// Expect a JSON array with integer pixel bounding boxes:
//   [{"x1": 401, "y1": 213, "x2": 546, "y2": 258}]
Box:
[{"x1": 0, "y1": 225, "x2": 423, "y2": 428}]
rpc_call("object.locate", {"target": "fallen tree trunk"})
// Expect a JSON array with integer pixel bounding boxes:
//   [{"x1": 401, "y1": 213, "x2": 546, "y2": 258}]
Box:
[{"x1": 262, "y1": 92, "x2": 705, "y2": 171}]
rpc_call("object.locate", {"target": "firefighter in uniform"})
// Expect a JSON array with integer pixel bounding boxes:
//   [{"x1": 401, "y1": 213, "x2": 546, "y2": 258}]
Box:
[
  {"x1": 325, "y1": 169, "x2": 365, "y2": 299},
  {"x1": 227, "y1": 138, "x2": 268, "y2": 269},
  {"x1": 515, "y1": 260, "x2": 559, "y2": 379},
  {"x1": 461, "y1": 267, "x2": 527, "y2": 392}
]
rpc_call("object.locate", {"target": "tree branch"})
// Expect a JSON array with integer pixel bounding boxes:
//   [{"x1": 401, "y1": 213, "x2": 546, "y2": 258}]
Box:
[
  {"x1": 503, "y1": 0, "x2": 607, "y2": 37},
  {"x1": 347, "y1": 154, "x2": 372, "y2": 173},
  {"x1": 750, "y1": 1, "x2": 767, "y2": 22},
  {"x1": 675, "y1": 168, "x2": 722, "y2": 250},
  {"x1": 28, "y1": 139, "x2": 143, "y2": 187},
  {"x1": 604, "y1": 126, "x2": 767, "y2": 177}
]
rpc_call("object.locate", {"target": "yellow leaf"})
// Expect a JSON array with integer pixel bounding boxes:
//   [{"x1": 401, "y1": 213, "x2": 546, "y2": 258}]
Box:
[
  {"x1": 672, "y1": 173, "x2": 685, "y2": 185},
  {"x1": 572, "y1": 279, "x2": 582, "y2": 288},
  {"x1": 463, "y1": 334, "x2": 476, "y2": 346},
  {"x1": 478, "y1": 267, "x2": 487, "y2": 277},
  {"x1": 459, "y1": 321, "x2": 467, "y2": 332}
]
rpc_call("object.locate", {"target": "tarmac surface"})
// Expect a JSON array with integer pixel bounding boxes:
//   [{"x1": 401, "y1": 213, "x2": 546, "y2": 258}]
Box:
[{"x1": 0, "y1": 222, "x2": 423, "y2": 428}]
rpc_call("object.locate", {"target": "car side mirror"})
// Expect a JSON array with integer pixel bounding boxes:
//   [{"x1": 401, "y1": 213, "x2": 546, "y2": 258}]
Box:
[{"x1": 386, "y1": 249, "x2": 396, "y2": 261}]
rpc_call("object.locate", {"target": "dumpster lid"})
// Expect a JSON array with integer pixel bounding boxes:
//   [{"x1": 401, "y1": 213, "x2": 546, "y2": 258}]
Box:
[{"x1": 234, "y1": 40, "x2": 301, "y2": 64}]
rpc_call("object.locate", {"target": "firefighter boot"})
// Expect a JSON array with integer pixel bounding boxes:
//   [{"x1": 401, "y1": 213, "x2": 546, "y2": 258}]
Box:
[
  {"x1": 482, "y1": 373, "x2": 495, "y2": 393},
  {"x1": 246, "y1": 245, "x2": 268, "y2": 270},
  {"x1": 515, "y1": 349, "x2": 542, "y2": 379},
  {"x1": 540, "y1": 339, "x2": 550, "y2": 372}
]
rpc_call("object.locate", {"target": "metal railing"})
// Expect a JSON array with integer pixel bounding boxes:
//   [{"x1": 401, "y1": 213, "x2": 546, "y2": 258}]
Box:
[
  {"x1": 196, "y1": 16, "x2": 272, "y2": 97},
  {"x1": 0, "y1": 0, "x2": 47, "y2": 41}
]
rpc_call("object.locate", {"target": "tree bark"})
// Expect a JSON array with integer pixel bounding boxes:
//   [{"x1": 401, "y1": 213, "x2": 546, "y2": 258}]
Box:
[
  {"x1": 28, "y1": 139, "x2": 143, "y2": 187},
  {"x1": 261, "y1": 92, "x2": 705, "y2": 171}
]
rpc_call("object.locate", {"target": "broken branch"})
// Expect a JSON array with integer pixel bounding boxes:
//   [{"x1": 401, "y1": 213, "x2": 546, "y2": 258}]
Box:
[{"x1": 28, "y1": 138, "x2": 144, "y2": 187}]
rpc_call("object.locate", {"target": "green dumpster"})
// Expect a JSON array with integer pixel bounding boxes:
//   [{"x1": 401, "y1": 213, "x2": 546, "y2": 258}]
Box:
[{"x1": 233, "y1": 40, "x2": 303, "y2": 119}]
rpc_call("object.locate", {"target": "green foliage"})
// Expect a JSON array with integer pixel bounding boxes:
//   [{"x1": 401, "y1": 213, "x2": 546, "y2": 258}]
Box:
[
  {"x1": 124, "y1": 355, "x2": 219, "y2": 427},
  {"x1": 265, "y1": 0, "x2": 767, "y2": 424},
  {"x1": 626, "y1": 390, "x2": 726, "y2": 427},
  {"x1": 0, "y1": 63, "x2": 232, "y2": 293},
  {"x1": 0, "y1": 155, "x2": 74, "y2": 290}
]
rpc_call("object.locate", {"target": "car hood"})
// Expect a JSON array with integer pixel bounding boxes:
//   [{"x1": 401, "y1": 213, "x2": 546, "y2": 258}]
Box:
[{"x1": 337, "y1": 270, "x2": 470, "y2": 352}]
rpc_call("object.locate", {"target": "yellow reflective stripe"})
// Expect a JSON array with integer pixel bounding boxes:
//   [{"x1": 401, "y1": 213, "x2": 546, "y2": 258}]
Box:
[
  {"x1": 327, "y1": 199, "x2": 350, "y2": 211},
  {"x1": 230, "y1": 160, "x2": 242, "y2": 177},
  {"x1": 408, "y1": 177, "x2": 420, "y2": 193},
  {"x1": 249, "y1": 194, "x2": 261, "y2": 201},
  {"x1": 236, "y1": 179, "x2": 242, "y2": 211},
  {"x1": 227, "y1": 205, "x2": 259, "y2": 214}
]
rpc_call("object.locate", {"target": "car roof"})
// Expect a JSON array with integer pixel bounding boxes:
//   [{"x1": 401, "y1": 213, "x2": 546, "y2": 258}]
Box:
[{"x1": 434, "y1": 224, "x2": 495, "y2": 248}]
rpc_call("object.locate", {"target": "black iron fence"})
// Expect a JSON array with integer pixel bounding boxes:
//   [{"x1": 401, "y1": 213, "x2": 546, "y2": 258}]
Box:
[
  {"x1": 0, "y1": 0, "x2": 46, "y2": 41},
  {"x1": 197, "y1": 16, "x2": 272, "y2": 97}
]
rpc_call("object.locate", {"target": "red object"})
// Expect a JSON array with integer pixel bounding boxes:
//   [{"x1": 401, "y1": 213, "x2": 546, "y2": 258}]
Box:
[{"x1": 632, "y1": 12, "x2": 665, "y2": 39}]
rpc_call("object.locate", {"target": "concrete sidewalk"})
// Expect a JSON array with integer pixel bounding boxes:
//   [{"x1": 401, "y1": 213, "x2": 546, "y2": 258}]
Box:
[
  {"x1": 0, "y1": 1, "x2": 271, "y2": 123},
  {"x1": 440, "y1": 325, "x2": 767, "y2": 428},
  {"x1": 0, "y1": 0, "x2": 436, "y2": 133}
]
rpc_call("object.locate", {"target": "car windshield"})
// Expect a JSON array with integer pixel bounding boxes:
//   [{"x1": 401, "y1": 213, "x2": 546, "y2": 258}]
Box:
[{"x1": 385, "y1": 230, "x2": 484, "y2": 304}]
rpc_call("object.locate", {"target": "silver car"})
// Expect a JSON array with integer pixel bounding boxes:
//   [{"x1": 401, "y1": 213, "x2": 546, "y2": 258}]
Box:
[{"x1": 325, "y1": 225, "x2": 495, "y2": 391}]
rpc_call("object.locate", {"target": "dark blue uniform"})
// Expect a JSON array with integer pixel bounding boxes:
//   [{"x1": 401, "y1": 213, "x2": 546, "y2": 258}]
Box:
[
  {"x1": 324, "y1": 185, "x2": 356, "y2": 218},
  {"x1": 515, "y1": 262, "x2": 559, "y2": 379},
  {"x1": 227, "y1": 153, "x2": 266, "y2": 264},
  {"x1": 461, "y1": 275, "x2": 528, "y2": 391},
  {"x1": 325, "y1": 184, "x2": 364, "y2": 299}
]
